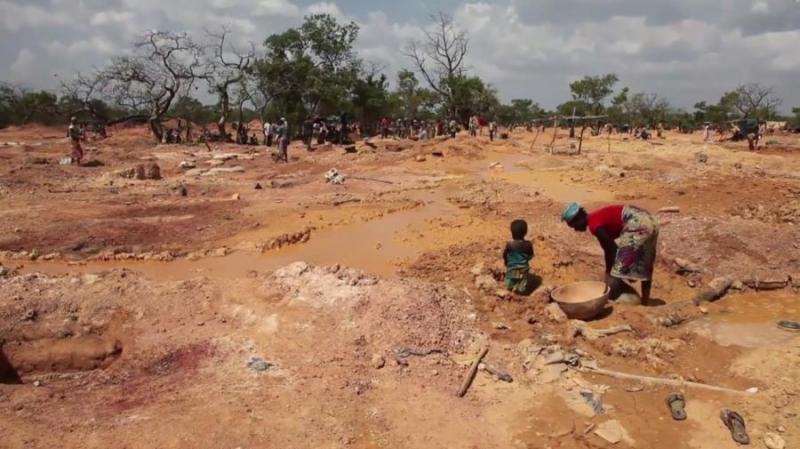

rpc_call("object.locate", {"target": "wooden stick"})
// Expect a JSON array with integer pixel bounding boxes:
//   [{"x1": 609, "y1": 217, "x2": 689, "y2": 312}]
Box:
[
  {"x1": 548, "y1": 116, "x2": 559, "y2": 154},
  {"x1": 456, "y1": 346, "x2": 489, "y2": 397},
  {"x1": 577, "y1": 125, "x2": 587, "y2": 154},
  {"x1": 577, "y1": 367, "x2": 748, "y2": 395},
  {"x1": 529, "y1": 126, "x2": 541, "y2": 150}
]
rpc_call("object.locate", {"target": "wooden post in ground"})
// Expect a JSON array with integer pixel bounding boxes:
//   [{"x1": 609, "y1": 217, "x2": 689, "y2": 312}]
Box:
[
  {"x1": 529, "y1": 125, "x2": 541, "y2": 150},
  {"x1": 577, "y1": 124, "x2": 587, "y2": 154},
  {"x1": 549, "y1": 116, "x2": 559, "y2": 154},
  {"x1": 607, "y1": 130, "x2": 612, "y2": 153}
]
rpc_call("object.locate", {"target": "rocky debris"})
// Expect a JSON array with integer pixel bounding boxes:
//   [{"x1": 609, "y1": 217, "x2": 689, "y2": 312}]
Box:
[
  {"x1": 254, "y1": 183, "x2": 263, "y2": 190},
  {"x1": 325, "y1": 168, "x2": 346, "y2": 185},
  {"x1": 473, "y1": 273, "x2": 497, "y2": 292},
  {"x1": 247, "y1": 356, "x2": 273, "y2": 372},
  {"x1": 545, "y1": 302, "x2": 568, "y2": 323},
  {"x1": 742, "y1": 274, "x2": 790, "y2": 291},
  {"x1": 213, "y1": 153, "x2": 238, "y2": 161},
  {"x1": 269, "y1": 180, "x2": 293, "y2": 189},
  {"x1": 371, "y1": 354, "x2": 385, "y2": 369},
  {"x1": 178, "y1": 160, "x2": 196, "y2": 169},
  {"x1": 488, "y1": 161, "x2": 503, "y2": 170},
  {"x1": 22, "y1": 308, "x2": 37, "y2": 321},
  {"x1": 260, "y1": 229, "x2": 311, "y2": 252},
  {"x1": 593, "y1": 165, "x2": 626, "y2": 178},
  {"x1": 201, "y1": 166, "x2": 245, "y2": 176},
  {"x1": 764, "y1": 433, "x2": 786, "y2": 449},
  {"x1": 609, "y1": 338, "x2": 682, "y2": 366},
  {"x1": 118, "y1": 163, "x2": 161, "y2": 180},
  {"x1": 415, "y1": 155, "x2": 426, "y2": 162},
  {"x1": 569, "y1": 321, "x2": 633, "y2": 341},
  {"x1": 692, "y1": 276, "x2": 733, "y2": 305},
  {"x1": 594, "y1": 420, "x2": 633, "y2": 445},
  {"x1": 270, "y1": 263, "x2": 473, "y2": 353},
  {"x1": 695, "y1": 151, "x2": 708, "y2": 164},
  {"x1": 673, "y1": 257, "x2": 702, "y2": 274},
  {"x1": 344, "y1": 145, "x2": 357, "y2": 154}
]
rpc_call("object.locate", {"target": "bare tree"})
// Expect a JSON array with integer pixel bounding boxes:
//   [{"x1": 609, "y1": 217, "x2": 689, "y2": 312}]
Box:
[
  {"x1": 202, "y1": 27, "x2": 255, "y2": 139},
  {"x1": 98, "y1": 31, "x2": 206, "y2": 142},
  {"x1": 731, "y1": 83, "x2": 782, "y2": 120},
  {"x1": 405, "y1": 13, "x2": 468, "y2": 118}
]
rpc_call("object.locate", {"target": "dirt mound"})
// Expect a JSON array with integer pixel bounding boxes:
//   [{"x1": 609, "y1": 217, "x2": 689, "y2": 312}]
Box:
[{"x1": 271, "y1": 262, "x2": 476, "y2": 353}]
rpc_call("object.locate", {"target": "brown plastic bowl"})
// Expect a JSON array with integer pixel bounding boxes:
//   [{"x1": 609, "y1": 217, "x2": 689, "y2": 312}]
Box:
[{"x1": 550, "y1": 281, "x2": 610, "y2": 321}]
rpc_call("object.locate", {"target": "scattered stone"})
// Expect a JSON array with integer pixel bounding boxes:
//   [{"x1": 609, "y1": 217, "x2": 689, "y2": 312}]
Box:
[
  {"x1": 764, "y1": 433, "x2": 786, "y2": 449},
  {"x1": 730, "y1": 280, "x2": 745, "y2": 290},
  {"x1": 22, "y1": 308, "x2": 37, "y2": 321},
  {"x1": 254, "y1": 183, "x2": 263, "y2": 190},
  {"x1": 746, "y1": 387, "x2": 759, "y2": 395},
  {"x1": 178, "y1": 160, "x2": 196, "y2": 169},
  {"x1": 743, "y1": 275, "x2": 790, "y2": 291},
  {"x1": 33, "y1": 380, "x2": 42, "y2": 387},
  {"x1": 494, "y1": 323, "x2": 510, "y2": 330},
  {"x1": 371, "y1": 354, "x2": 385, "y2": 369},
  {"x1": 692, "y1": 276, "x2": 733, "y2": 305},
  {"x1": 231, "y1": 193, "x2": 241, "y2": 201},
  {"x1": 202, "y1": 166, "x2": 245, "y2": 176},
  {"x1": 545, "y1": 302, "x2": 568, "y2": 323},
  {"x1": 594, "y1": 420, "x2": 633, "y2": 445},
  {"x1": 135, "y1": 164, "x2": 147, "y2": 180},
  {"x1": 178, "y1": 186, "x2": 188, "y2": 197},
  {"x1": 146, "y1": 163, "x2": 161, "y2": 180},
  {"x1": 470, "y1": 262, "x2": 488, "y2": 277},
  {"x1": 344, "y1": 145, "x2": 357, "y2": 153},
  {"x1": 415, "y1": 155, "x2": 426, "y2": 162},
  {"x1": 674, "y1": 257, "x2": 702, "y2": 274},
  {"x1": 474, "y1": 274, "x2": 496, "y2": 292},
  {"x1": 695, "y1": 151, "x2": 708, "y2": 164},
  {"x1": 247, "y1": 357, "x2": 273, "y2": 372},
  {"x1": 734, "y1": 162, "x2": 743, "y2": 169},
  {"x1": 687, "y1": 280, "x2": 697, "y2": 288},
  {"x1": 431, "y1": 150, "x2": 444, "y2": 157},
  {"x1": 212, "y1": 153, "x2": 238, "y2": 161}
]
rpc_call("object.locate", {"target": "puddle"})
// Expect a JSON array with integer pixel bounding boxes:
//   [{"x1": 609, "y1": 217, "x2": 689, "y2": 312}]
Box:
[
  {"x1": 10, "y1": 190, "x2": 460, "y2": 281},
  {"x1": 688, "y1": 291, "x2": 800, "y2": 348}
]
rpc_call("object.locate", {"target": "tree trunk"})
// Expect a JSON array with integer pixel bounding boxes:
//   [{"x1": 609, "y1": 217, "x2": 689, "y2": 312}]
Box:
[
  {"x1": 149, "y1": 116, "x2": 164, "y2": 143},
  {"x1": 217, "y1": 88, "x2": 230, "y2": 140}
]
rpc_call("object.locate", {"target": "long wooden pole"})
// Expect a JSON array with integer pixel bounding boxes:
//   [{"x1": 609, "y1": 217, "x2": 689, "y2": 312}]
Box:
[
  {"x1": 577, "y1": 367, "x2": 748, "y2": 395},
  {"x1": 530, "y1": 126, "x2": 541, "y2": 150},
  {"x1": 548, "y1": 116, "x2": 559, "y2": 154},
  {"x1": 456, "y1": 346, "x2": 489, "y2": 397}
]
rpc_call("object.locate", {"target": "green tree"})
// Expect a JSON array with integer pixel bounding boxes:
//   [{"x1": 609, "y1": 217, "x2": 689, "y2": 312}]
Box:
[
  {"x1": 351, "y1": 71, "x2": 392, "y2": 133},
  {"x1": 254, "y1": 14, "x2": 361, "y2": 127},
  {"x1": 569, "y1": 74, "x2": 619, "y2": 114}
]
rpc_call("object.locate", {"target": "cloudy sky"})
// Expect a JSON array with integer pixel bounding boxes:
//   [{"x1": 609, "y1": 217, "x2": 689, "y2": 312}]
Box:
[{"x1": 1, "y1": 0, "x2": 798, "y2": 112}]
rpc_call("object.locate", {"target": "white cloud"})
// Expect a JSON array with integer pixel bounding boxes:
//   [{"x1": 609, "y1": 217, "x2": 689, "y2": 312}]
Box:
[
  {"x1": 0, "y1": 1, "x2": 69, "y2": 32},
  {"x1": 9, "y1": 49, "x2": 36, "y2": 80},
  {"x1": 0, "y1": 0, "x2": 797, "y2": 112}
]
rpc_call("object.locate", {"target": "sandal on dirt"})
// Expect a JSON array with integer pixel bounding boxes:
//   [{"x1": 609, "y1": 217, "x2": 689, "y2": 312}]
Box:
[
  {"x1": 777, "y1": 320, "x2": 800, "y2": 332},
  {"x1": 666, "y1": 393, "x2": 687, "y2": 421},
  {"x1": 720, "y1": 408, "x2": 750, "y2": 445}
]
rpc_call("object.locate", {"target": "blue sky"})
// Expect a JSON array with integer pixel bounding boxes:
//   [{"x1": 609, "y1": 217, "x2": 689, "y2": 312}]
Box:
[{"x1": 1, "y1": 0, "x2": 798, "y2": 112}]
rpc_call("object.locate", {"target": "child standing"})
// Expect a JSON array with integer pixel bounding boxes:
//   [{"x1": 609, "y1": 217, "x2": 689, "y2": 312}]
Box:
[{"x1": 503, "y1": 219, "x2": 534, "y2": 294}]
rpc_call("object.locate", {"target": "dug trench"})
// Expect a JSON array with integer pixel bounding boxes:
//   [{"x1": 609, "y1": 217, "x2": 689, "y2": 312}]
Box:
[{"x1": 1, "y1": 126, "x2": 799, "y2": 449}]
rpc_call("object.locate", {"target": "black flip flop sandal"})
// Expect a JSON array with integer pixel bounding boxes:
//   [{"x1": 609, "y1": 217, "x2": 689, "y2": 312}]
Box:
[
  {"x1": 777, "y1": 320, "x2": 800, "y2": 331},
  {"x1": 666, "y1": 393, "x2": 687, "y2": 421},
  {"x1": 720, "y1": 408, "x2": 750, "y2": 445}
]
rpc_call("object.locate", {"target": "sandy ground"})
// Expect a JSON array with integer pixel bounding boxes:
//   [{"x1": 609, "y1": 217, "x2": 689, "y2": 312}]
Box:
[{"x1": 1, "y1": 124, "x2": 799, "y2": 449}]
